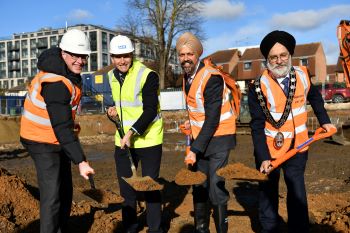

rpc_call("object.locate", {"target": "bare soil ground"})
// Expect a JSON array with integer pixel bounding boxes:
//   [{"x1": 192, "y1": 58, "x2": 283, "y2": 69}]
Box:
[{"x1": 0, "y1": 130, "x2": 349, "y2": 233}]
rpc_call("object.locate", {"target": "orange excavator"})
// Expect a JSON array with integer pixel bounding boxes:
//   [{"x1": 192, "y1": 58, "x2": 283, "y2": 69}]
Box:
[{"x1": 337, "y1": 20, "x2": 350, "y2": 87}]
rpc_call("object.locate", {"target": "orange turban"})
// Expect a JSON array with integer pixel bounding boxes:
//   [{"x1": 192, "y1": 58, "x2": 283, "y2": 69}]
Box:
[{"x1": 176, "y1": 32, "x2": 203, "y2": 57}]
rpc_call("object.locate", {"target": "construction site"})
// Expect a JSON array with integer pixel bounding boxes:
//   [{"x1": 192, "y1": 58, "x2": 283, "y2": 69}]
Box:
[
  {"x1": 0, "y1": 106, "x2": 349, "y2": 233},
  {"x1": 0, "y1": 13, "x2": 350, "y2": 233}
]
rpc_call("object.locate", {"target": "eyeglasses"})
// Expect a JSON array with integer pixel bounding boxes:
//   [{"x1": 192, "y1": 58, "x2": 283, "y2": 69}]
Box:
[
  {"x1": 64, "y1": 51, "x2": 89, "y2": 63},
  {"x1": 268, "y1": 52, "x2": 290, "y2": 63}
]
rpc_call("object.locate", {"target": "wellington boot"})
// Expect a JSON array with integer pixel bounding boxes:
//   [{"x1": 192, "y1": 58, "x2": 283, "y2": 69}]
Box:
[
  {"x1": 213, "y1": 205, "x2": 228, "y2": 233},
  {"x1": 194, "y1": 202, "x2": 210, "y2": 233}
]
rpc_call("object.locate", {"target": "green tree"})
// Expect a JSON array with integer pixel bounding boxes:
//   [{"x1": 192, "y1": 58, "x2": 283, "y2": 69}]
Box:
[{"x1": 119, "y1": 0, "x2": 206, "y2": 89}]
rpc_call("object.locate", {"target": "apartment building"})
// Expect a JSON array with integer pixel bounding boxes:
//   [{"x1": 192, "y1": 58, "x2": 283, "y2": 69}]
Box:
[{"x1": 0, "y1": 24, "x2": 180, "y2": 90}]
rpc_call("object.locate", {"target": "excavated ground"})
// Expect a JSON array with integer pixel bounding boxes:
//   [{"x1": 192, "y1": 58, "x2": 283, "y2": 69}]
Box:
[{"x1": 0, "y1": 108, "x2": 349, "y2": 232}]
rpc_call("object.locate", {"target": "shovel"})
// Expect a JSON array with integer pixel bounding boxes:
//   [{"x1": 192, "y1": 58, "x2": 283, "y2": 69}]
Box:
[
  {"x1": 217, "y1": 127, "x2": 337, "y2": 181},
  {"x1": 108, "y1": 112, "x2": 163, "y2": 192},
  {"x1": 174, "y1": 124, "x2": 207, "y2": 186},
  {"x1": 269, "y1": 127, "x2": 337, "y2": 171},
  {"x1": 82, "y1": 174, "x2": 124, "y2": 204}
]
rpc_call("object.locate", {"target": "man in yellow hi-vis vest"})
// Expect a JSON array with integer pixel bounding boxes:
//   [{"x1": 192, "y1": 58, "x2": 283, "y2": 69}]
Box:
[{"x1": 106, "y1": 35, "x2": 163, "y2": 233}]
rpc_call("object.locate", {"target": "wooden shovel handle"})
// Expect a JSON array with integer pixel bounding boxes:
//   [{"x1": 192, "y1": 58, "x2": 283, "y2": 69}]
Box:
[{"x1": 270, "y1": 127, "x2": 337, "y2": 169}]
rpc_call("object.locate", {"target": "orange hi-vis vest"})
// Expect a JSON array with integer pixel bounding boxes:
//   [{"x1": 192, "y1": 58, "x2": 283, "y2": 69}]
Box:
[
  {"x1": 184, "y1": 62, "x2": 236, "y2": 139},
  {"x1": 20, "y1": 72, "x2": 81, "y2": 144},
  {"x1": 260, "y1": 66, "x2": 310, "y2": 158}
]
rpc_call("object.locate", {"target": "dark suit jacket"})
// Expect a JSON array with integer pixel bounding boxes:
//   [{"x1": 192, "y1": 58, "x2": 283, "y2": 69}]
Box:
[{"x1": 185, "y1": 62, "x2": 236, "y2": 156}]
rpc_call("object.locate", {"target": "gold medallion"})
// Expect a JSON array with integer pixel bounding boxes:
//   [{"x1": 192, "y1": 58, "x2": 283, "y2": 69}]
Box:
[{"x1": 273, "y1": 132, "x2": 284, "y2": 149}]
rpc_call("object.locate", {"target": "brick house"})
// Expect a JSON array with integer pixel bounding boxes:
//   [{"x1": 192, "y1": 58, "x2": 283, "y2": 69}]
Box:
[{"x1": 204, "y1": 49, "x2": 240, "y2": 74}]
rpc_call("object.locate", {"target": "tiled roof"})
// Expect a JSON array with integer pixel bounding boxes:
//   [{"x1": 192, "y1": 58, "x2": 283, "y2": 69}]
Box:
[
  {"x1": 239, "y1": 42, "x2": 321, "y2": 61},
  {"x1": 205, "y1": 49, "x2": 238, "y2": 63},
  {"x1": 327, "y1": 64, "x2": 337, "y2": 74}
]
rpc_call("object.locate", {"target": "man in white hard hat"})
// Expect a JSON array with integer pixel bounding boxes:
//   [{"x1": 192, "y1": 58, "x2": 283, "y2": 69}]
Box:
[
  {"x1": 20, "y1": 28, "x2": 95, "y2": 233},
  {"x1": 106, "y1": 35, "x2": 164, "y2": 233}
]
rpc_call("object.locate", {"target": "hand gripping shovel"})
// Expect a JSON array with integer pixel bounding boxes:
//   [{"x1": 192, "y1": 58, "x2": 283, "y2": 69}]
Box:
[
  {"x1": 269, "y1": 127, "x2": 337, "y2": 171},
  {"x1": 82, "y1": 174, "x2": 124, "y2": 204},
  {"x1": 108, "y1": 113, "x2": 163, "y2": 191},
  {"x1": 174, "y1": 124, "x2": 207, "y2": 186}
]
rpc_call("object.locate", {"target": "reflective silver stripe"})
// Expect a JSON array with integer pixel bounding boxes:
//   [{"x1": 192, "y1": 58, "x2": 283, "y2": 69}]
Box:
[
  {"x1": 294, "y1": 66, "x2": 309, "y2": 98},
  {"x1": 260, "y1": 75, "x2": 276, "y2": 112},
  {"x1": 187, "y1": 68, "x2": 222, "y2": 113},
  {"x1": 23, "y1": 109, "x2": 51, "y2": 126},
  {"x1": 28, "y1": 73, "x2": 76, "y2": 109},
  {"x1": 270, "y1": 105, "x2": 306, "y2": 120},
  {"x1": 295, "y1": 124, "x2": 307, "y2": 134},
  {"x1": 265, "y1": 128, "x2": 293, "y2": 139},
  {"x1": 120, "y1": 66, "x2": 146, "y2": 107},
  {"x1": 40, "y1": 74, "x2": 76, "y2": 104},
  {"x1": 122, "y1": 113, "x2": 162, "y2": 127},
  {"x1": 189, "y1": 111, "x2": 233, "y2": 128}
]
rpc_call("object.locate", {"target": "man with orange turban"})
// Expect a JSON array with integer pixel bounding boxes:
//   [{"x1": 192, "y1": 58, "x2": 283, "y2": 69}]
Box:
[{"x1": 176, "y1": 32, "x2": 237, "y2": 233}]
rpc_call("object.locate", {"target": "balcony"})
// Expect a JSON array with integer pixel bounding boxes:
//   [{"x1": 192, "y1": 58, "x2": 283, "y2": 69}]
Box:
[
  {"x1": 36, "y1": 41, "x2": 48, "y2": 48},
  {"x1": 8, "y1": 64, "x2": 21, "y2": 71},
  {"x1": 8, "y1": 44, "x2": 20, "y2": 51},
  {"x1": 8, "y1": 54, "x2": 20, "y2": 61}
]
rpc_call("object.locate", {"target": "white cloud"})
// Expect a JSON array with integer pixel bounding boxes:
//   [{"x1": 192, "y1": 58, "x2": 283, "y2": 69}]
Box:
[
  {"x1": 67, "y1": 9, "x2": 93, "y2": 21},
  {"x1": 202, "y1": 24, "x2": 264, "y2": 57},
  {"x1": 201, "y1": 0, "x2": 245, "y2": 19},
  {"x1": 270, "y1": 5, "x2": 350, "y2": 31}
]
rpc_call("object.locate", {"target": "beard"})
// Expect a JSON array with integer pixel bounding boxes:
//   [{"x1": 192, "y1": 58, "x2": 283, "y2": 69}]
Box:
[
  {"x1": 267, "y1": 57, "x2": 292, "y2": 78},
  {"x1": 181, "y1": 60, "x2": 195, "y2": 76}
]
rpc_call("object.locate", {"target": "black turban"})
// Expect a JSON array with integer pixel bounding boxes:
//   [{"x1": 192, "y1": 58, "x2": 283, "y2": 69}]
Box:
[{"x1": 260, "y1": 30, "x2": 296, "y2": 59}]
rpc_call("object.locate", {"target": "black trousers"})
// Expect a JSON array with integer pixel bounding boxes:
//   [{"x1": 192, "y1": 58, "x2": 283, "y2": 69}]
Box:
[
  {"x1": 193, "y1": 149, "x2": 230, "y2": 206},
  {"x1": 30, "y1": 150, "x2": 73, "y2": 233},
  {"x1": 258, "y1": 151, "x2": 309, "y2": 233},
  {"x1": 114, "y1": 144, "x2": 163, "y2": 233}
]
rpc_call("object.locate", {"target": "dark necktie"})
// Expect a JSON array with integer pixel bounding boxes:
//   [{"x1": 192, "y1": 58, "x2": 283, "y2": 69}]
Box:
[{"x1": 281, "y1": 77, "x2": 289, "y2": 96}]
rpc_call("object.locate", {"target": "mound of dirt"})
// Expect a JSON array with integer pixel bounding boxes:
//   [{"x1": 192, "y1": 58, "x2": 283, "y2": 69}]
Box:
[
  {"x1": 216, "y1": 162, "x2": 268, "y2": 181},
  {"x1": 123, "y1": 176, "x2": 164, "y2": 191},
  {"x1": 0, "y1": 167, "x2": 39, "y2": 232},
  {"x1": 174, "y1": 168, "x2": 207, "y2": 186}
]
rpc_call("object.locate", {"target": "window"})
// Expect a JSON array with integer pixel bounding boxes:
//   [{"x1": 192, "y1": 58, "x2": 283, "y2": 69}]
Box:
[
  {"x1": 30, "y1": 39, "x2": 36, "y2": 48},
  {"x1": 0, "y1": 51, "x2": 5, "y2": 61},
  {"x1": 37, "y1": 37, "x2": 48, "y2": 48},
  {"x1": 244, "y1": 62, "x2": 252, "y2": 70},
  {"x1": 300, "y1": 58, "x2": 308, "y2": 66},
  {"x1": 21, "y1": 40, "x2": 28, "y2": 49},
  {"x1": 102, "y1": 32, "x2": 108, "y2": 53},
  {"x1": 102, "y1": 54, "x2": 108, "y2": 67},
  {"x1": 22, "y1": 60, "x2": 28, "y2": 68},
  {"x1": 89, "y1": 53, "x2": 98, "y2": 71},
  {"x1": 89, "y1": 31, "x2": 97, "y2": 51},
  {"x1": 22, "y1": 48, "x2": 28, "y2": 58},
  {"x1": 0, "y1": 42, "x2": 5, "y2": 50},
  {"x1": 50, "y1": 36, "x2": 58, "y2": 47}
]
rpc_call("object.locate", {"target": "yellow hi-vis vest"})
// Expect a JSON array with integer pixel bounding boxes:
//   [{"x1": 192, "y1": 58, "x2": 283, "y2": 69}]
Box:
[
  {"x1": 108, "y1": 60, "x2": 163, "y2": 148},
  {"x1": 20, "y1": 71, "x2": 81, "y2": 144},
  {"x1": 260, "y1": 66, "x2": 310, "y2": 159},
  {"x1": 184, "y1": 63, "x2": 237, "y2": 139}
]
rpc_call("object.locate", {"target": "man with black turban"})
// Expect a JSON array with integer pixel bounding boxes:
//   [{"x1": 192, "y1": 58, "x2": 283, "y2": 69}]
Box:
[
  {"x1": 248, "y1": 30, "x2": 336, "y2": 233},
  {"x1": 176, "y1": 32, "x2": 237, "y2": 233}
]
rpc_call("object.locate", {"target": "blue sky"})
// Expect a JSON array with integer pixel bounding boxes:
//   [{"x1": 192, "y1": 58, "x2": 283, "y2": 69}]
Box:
[{"x1": 1, "y1": 0, "x2": 350, "y2": 64}]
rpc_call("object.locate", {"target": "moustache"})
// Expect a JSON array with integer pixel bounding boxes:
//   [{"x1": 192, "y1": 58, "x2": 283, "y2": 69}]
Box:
[{"x1": 181, "y1": 60, "x2": 194, "y2": 66}]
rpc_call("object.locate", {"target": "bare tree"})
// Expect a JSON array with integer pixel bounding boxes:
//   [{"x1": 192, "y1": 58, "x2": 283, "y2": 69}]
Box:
[{"x1": 119, "y1": 0, "x2": 206, "y2": 89}]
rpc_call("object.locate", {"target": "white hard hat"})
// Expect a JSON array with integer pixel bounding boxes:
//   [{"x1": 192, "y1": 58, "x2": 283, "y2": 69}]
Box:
[
  {"x1": 59, "y1": 29, "x2": 91, "y2": 55},
  {"x1": 109, "y1": 35, "x2": 134, "y2": 55}
]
